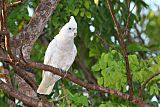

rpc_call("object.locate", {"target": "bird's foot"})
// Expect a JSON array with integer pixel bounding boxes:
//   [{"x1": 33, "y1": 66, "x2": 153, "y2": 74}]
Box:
[
  {"x1": 58, "y1": 68, "x2": 67, "y2": 78},
  {"x1": 63, "y1": 71, "x2": 68, "y2": 78}
]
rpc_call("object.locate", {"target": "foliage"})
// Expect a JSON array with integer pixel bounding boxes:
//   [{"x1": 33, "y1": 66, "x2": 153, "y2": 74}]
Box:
[{"x1": 0, "y1": 0, "x2": 160, "y2": 106}]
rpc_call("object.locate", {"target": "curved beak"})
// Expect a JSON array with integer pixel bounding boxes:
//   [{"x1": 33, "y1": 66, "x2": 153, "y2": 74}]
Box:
[
  {"x1": 74, "y1": 32, "x2": 77, "y2": 37},
  {"x1": 73, "y1": 28, "x2": 77, "y2": 37}
]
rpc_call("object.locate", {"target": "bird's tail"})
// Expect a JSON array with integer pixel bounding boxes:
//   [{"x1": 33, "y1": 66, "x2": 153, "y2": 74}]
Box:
[{"x1": 37, "y1": 79, "x2": 55, "y2": 95}]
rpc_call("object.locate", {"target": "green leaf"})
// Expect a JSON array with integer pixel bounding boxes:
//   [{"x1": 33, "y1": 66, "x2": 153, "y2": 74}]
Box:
[
  {"x1": 76, "y1": 96, "x2": 88, "y2": 106},
  {"x1": 85, "y1": 11, "x2": 91, "y2": 18},
  {"x1": 71, "y1": 104, "x2": 77, "y2": 107},
  {"x1": 59, "y1": 102, "x2": 65, "y2": 107},
  {"x1": 98, "y1": 77, "x2": 103, "y2": 86},
  {"x1": 99, "y1": 101, "x2": 115, "y2": 107},
  {"x1": 128, "y1": 55, "x2": 139, "y2": 71},
  {"x1": 127, "y1": 43, "x2": 149, "y2": 52},
  {"x1": 91, "y1": 63, "x2": 100, "y2": 72},
  {"x1": 141, "y1": 1, "x2": 149, "y2": 8},
  {"x1": 150, "y1": 64, "x2": 160, "y2": 71},
  {"x1": 73, "y1": 8, "x2": 79, "y2": 16},
  {"x1": 99, "y1": 104, "x2": 107, "y2": 107},
  {"x1": 89, "y1": 48, "x2": 98, "y2": 57},
  {"x1": 0, "y1": 96, "x2": 9, "y2": 107},
  {"x1": 103, "y1": 72, "x2": 109, "y2": 87},
  {"x1": 80, "y1": 11, "x2": 85, "y2": 17},
  {"x1": 151, "y1": 101, "x2": 159, "y2": 107},
  {"x1": 149, "y1": 84, "x2": 159, "y2": 95},
  {"x1": 99, "y1": 53, "x2": 108, "y2": 70},
  {"x1": 67, "y1": 89, "x2": 88, "y2": 106},
  {"x1": 84, "y1": 1, "x2": 90, "y2": 9}
]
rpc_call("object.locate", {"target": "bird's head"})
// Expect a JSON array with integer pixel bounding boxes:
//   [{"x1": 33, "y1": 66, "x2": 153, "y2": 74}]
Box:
[{"x1": 59, "y1": 16, "x2": 77, "y2": 38}]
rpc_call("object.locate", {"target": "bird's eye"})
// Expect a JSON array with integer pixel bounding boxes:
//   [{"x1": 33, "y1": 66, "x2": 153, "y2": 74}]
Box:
[{"x1": 69, "y1": 27, "x2": 71, "y2": 30}]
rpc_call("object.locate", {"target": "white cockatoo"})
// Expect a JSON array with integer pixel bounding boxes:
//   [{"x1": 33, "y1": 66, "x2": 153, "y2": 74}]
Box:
[{"x1": 37, "y1": 16, "x2": 77, "y2": 95}]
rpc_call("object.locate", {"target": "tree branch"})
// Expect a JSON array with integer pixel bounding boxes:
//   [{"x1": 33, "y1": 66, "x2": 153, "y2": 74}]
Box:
[
  {"x1": 0, "y1": 31, "x2": 9, "y2": 35},
  {"x1": 123, "y1": 3, "x2": 135, "y2": 37},
  {"x1": 16, "y1": 0, "x2": 61, "y2": 59},
  {"x1": 27, "y1": 60, "x2": 151, "y2": 106},
  {"x1": 6, "y1": 0, "x2": 61, "y2": 103},
  {"x1": 3, "y1": 69, "x2": 16, "y2": 107},
  {"x1": 11, "y1": 64, "x2": 38, "y2": 91},
  {"x1": 134, "y1": 24, "x2": 145, "y2": 44},
  {"x1": 1, "y1": 1, "x2": 38, "y2": 100},
  {"x1": 30, "y1": 61, "x2": 129, "y2": 97},
  {"x1": 0, "y1": 56, "x2": 51, "y2": 104},
  {"x1": 106, "y1": 0, "x2": 133, "y2": 100},
  {"x1": 138, "y1": 72, "x2": 160, "y2": 98},
  {"x1": 11, "y1": 64, "x2": 50, "y2": 102},
  {"x1": 0, "y1": 56, "x2": 151, "y2": 106},
  {"x1": 0, "y1": 80, "x2": 52, "y2": 107}
]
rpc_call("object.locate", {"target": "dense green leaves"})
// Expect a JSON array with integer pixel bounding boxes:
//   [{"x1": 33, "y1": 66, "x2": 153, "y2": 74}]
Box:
[
  {"x1": 92, "y1": 51, "x2": 127, "y2": 91},
  {"x1": 127, "y1": 43, "x2": 149, "y2": 52},
  {"x1": 7, "y1": 3, "x2": 31, "y2": 35},
  {"x1": 92, "y1": 50, "x2": 160, "y2": 99},
  {"x1": 145, "y1": 11, "x2": 160, "y2": 46},
  {"x1": 58, "y1": 89, "x2": 88, "y2": 107}
]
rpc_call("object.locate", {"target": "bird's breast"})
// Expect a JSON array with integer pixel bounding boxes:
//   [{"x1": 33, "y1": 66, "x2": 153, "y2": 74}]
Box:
[{"x1": 50, "y1": 47, "x2": 76, "y2": 71}]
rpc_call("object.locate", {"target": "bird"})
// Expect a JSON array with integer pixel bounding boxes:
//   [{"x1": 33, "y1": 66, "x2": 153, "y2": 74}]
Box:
[{"x1": 37, "y1": 16, "x2": 77, "y2": 95}]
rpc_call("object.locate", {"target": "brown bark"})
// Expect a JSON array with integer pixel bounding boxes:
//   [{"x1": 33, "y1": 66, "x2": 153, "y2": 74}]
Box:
[
  {"x1": 15, "y1": 0, "x2": 61, "y2": 59},
  {"x1": 0, "y1": 80, "x2": 52, "y2": 107},
  {"x1": 0, "y1": 0, "x2": 61, "y2": 106},
  {"x1": 12, "y1": 0, "x2": 60, "y2": 99},
  {"x1": 107, "y1": 0, "x2": 133, "y2": 100},
  {"x1": 3, "y1": 69, "x2": 16, "y2": 107}
]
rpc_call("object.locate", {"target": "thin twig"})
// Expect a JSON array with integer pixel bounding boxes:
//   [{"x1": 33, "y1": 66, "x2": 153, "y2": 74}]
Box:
[
  {"x1": 107, "y1": 0, "x2": 133, "y2": 100},
  {"x1": 7, "y1": 0, "x2": 25, "y2": 8},
  {"x1": 95, "y1": 33, "x2": 112, "y2": 50},
  {"x1": 138, "y1": 72, "x2": 160, "y2": 98},
  {"x1": 5, "y1": 31, "x2": 14, "y2": 62},
  {"x1": 134, "y1": 24, "x2": 145, "y2": 44},
  {"x1": 123, "y1": 4, "x2": 136, "y2": 36},
  {"x1": 50, "y1": 95, "x2": 67, "y2": 102},
  {"x1": 107, "y1": 0, "x2": 121, "y2": 36}
]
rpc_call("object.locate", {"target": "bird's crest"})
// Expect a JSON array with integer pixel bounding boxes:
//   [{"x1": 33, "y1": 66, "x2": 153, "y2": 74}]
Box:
[
  {"x1": 58, "y1": 16, "x2": 77, "y2": 35},
  {"x1": 68, "y1": 16, "x2": 77, "y2": 28}
]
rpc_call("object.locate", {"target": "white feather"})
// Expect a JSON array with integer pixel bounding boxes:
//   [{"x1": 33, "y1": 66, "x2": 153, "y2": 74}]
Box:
[{"x1": 37, "y1": 16, "x2": 77, "y2": 95}]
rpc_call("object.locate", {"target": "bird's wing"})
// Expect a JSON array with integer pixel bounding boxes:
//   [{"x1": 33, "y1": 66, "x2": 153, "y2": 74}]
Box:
[
  {"x1": 42, "y1": 39, "x2": 57, "y2": 77},
  {"x1": 44, "y1": 41, "x2": 55, "y2": 64},
  {"x1": 65, "y1": 44, "x2": 77, "y2": 71},
  {"x1": 73, "y1": 44, "x2": 77, "y2": 57}
]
